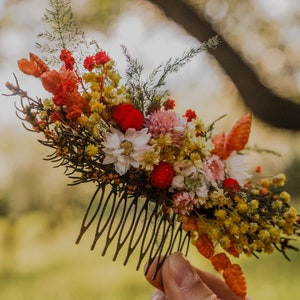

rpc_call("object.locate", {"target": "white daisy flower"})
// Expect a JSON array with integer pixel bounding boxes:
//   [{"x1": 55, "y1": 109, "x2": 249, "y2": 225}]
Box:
[
  {"x1": 225, "y1": 152, "x2": 252, "y2": 186},
  {"x1": 102, "y1": 127, "x2": 151, "y2": 175}
]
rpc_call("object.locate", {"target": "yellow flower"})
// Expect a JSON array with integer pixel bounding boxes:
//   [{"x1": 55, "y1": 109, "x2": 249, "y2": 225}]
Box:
[
  {"x1": 272, "y1": 173, "x2": 286, "y2": 186},
  {"x1": 85, "y1": 144, "x2": 98, "y2": 157},
  {"x1": 248, "y1": 222, "x2": 258, "y2": 233},
  {"x1": 236, "y1": 202, "x2": 248, "y2": 213},
  {"x1": 220, "y1": 235, "x2": 230, "y2": 249},
  {"x1": 43, "y1": 98, "x2": 53, "y2": 109},
  {"x1": 214, "y1": 209, "x2": 227, "y2": 219},
  {"x1": 279, "y1": 191, "x2": 291, "y2": 203},
  {"x1": 139, "y1": 149, "x2": 160, "y2": 171},
  {"x1": 91, "y1": 102, "x2": 106, "y2": 113}
]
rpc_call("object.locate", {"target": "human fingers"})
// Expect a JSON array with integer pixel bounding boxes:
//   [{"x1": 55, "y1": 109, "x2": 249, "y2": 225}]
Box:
[
  {"x1": 149, "y1": 289, "x2": 166, "y2": 300},
  {"x1": 144, "y1": 256, "x2": 164, "y2": 291},
  {"x1": 161, "y1": 252, "x2": 219, "y2": 300}
]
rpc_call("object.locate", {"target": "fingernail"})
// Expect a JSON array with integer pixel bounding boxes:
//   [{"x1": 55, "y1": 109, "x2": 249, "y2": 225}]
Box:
[{"x1": 168, "y1": 252, "x2": 199, "y2": 288}]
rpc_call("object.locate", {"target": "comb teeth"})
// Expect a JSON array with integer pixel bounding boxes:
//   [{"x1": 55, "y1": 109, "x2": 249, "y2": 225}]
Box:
[{"x1": 75, "y1": 184, "x2": 190, "y2": 276}]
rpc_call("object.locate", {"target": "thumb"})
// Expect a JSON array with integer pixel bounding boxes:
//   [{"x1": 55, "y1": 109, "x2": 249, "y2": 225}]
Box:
[{"x1": 162, "y1": 252, "x2": 218, "y2": 300}]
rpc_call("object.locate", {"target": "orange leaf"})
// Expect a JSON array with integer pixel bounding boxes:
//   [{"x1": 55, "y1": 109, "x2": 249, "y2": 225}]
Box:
[
  {"x1": 223, "y1": 264, "x2": 247, "y2": 298},
  {"x1": 210, "y1": 253, "x2": 231, "y2": 273},
  {"x1": 212, "y1": 132, "x2": 225, "y2": 158},
  {"x1": 18, "y1": 53, "x2": 49, "y2": 78},
  {"x1": 224, "y1": 113, "x2": 252, "y2": 159},
  {"x1": 194, "y1": 234, "x2": 215, "y2": 259}
]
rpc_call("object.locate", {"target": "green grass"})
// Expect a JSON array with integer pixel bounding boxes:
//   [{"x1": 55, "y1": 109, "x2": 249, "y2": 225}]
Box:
[{"x1": 0, "y1": 212, "x2": 300, "y2": 300}]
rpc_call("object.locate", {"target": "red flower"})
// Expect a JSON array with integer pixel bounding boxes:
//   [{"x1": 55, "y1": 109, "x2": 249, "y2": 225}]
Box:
[
  {"x1": 150, "y1": 162, "x2": 174, "y2": 189},
  {"x1": 83, "y1": 56, "x2": 95, "y2": 71},
  {"x1": 184, "y1": 109, "x2": 197, "y2": 122},
  {"x1": 223, "y1": 178, "x2": 240, "y2": 192},
  {"x1": 163, "y1": 99, "x2": 176, "y2": 110},
  {"x1": 112, "y1": 103, "x2": 144, "y2": 131},
  {"x1": 60, "y1": 49, "x2": 75, "y2": 70},
  {"x1": 94, "y1": 51, "x2": 111, "y2": 65}
]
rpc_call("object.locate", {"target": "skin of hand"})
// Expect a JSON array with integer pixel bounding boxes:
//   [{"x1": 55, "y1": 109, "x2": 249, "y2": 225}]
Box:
[{"x1": 145, "y1": 252, "x2": 252, "y2": 300}]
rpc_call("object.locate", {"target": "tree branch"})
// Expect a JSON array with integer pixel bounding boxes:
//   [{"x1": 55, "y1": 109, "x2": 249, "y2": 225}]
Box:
[{"x1": 147, "y1": 0, "x2": 300, "y2": 131}]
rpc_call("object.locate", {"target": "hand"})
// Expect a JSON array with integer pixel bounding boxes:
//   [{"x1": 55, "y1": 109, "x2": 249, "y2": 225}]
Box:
[{"x1": 145, "y1": 252, "x2": 252, "y2": 300}]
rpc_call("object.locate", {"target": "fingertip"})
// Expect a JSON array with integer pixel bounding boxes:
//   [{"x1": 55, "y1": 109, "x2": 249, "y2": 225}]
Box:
[
  {"x1": 150, "y1": 289, "x2": 167, "y2": 300},
  {"x1": 144, "y1": 257, "x2": 164, "y2": 291}
]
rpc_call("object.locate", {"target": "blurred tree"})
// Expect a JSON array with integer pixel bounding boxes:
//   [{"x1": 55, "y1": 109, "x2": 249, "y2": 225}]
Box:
[
  {"x1": 147, "y1": 0, "x2": 300, "y2": 130},
  {"x1": 80, "y1": 0, "x2": 300, "y2": 130}
]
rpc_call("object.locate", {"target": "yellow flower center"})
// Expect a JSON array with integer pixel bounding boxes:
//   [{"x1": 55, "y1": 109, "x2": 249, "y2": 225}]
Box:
[{"x1": 120, "y1": 141, "x2": 134, "y2": 156}]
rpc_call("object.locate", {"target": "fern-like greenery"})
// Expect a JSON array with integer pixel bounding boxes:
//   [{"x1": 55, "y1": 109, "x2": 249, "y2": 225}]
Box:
[
  {"x1": 36, "y1": 0, "x2": 98, "y2": 66},
  {"x1": 122, "y1": 35, "x2": 221, "y2": 114},
  {"x1": 34, "y1": 0, "x2": 220, "y2": 114}
]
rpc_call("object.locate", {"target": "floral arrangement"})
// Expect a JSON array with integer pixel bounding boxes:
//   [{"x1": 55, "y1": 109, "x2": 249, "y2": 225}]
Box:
[{"x1": 4, "y1": 1, "x2": 299, "y2": 298}]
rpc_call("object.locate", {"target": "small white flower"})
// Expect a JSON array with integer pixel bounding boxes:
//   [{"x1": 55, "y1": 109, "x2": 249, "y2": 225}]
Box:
[
  {"x1": 102, "y1": 127, "x2": 151, "y2": 175},
  {"x1": 225, "y1": 152, "x2": 252, "y2": 186}
]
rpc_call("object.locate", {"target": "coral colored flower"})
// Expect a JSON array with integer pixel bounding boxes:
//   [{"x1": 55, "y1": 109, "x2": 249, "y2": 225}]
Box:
[
  {"x1": 184, "y1": 109, "x2": 197, "y2": 122},
  {"x1": 41, "y1": 69, "x2": 77, "y2": 94},
  {"x1": 150, "y1": 162, "x2": 174, "y2": 189},
  {"x1": 112, "y1": 103, "x2": 144, "y2": 131},
  {"x1": 94, "y1": 51, "x2": 110, "y2": 65},
  {"x1": 66, "y1": 105, "x2": 82, "y2": 120},
  {"x1": 223, "y1": 178, "x2": 240, "y2": 192},
  {"x1": 102, "y1": 127, "x2": 151, "y2": 175}
]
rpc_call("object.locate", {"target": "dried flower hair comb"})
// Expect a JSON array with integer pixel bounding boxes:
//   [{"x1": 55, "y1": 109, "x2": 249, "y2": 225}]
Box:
[{"x1": 4, "y1": 0, "x2": 299, "y2": 298}]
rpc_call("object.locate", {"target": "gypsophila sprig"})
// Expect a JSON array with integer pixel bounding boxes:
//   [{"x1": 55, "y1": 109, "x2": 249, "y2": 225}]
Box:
[
  {"x1": 3, "y1": 1, "x2": 299, "y2": 299},
  {"x1": 36, "y1": 0, "x2": 99, "y2": 66}
]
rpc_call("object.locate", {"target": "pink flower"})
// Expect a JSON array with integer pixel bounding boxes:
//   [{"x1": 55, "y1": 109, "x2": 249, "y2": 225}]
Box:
[
  {"x1": 173, "y1": 191, "x2": 197, "y2": 215},
  {"x1": 204, "y1": 155, "x2": 225, "y2": 183},
  {"x1": 145, "y1": 110, "x2": 184, "y2": 136}
]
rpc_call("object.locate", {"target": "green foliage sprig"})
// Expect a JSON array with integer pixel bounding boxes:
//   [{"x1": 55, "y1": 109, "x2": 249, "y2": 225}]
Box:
[
  {"x1": 36, "y1": 0, "x2": 98, "y2": 66},
  {"x1": 122, "y1": 35, "x2": 221, "y2": 114}
]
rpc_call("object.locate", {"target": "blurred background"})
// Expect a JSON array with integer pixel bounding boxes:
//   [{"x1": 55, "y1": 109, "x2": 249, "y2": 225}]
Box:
[{"x1": 0, "y1": 0, "x2": 300, "y2": 299}]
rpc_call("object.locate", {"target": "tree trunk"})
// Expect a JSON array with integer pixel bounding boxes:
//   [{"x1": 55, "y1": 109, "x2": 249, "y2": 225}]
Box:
[{"x1": 147, "y1": 0, "x2": 300, "y2": 131}]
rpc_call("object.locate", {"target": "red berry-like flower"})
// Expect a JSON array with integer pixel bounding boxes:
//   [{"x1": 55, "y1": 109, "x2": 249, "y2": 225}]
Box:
[
  {"x1": 150, "y1": 162, "x2": 174, "y2": 189},
  {"x1": 83, "y1": 56, "x2": 95, "y2": 71},
  {"x1": 60, "y1": 49, "x2": 75, "y2": 70},
  {"x1": 223, "y1": 178, "x2": 240, "y2": 192},
  {"x1": 112, "y1": 103, "x2": 144, "y2": 131},
  {"x1": 163, "y1": 99, "x2": 176, "y2": 110},
  {"x1": 94, "y1": 51, "x2": 111, "y2": 65},
  {"x1": 184, "y1": 109, "x2": 197, "y2": 122}
]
